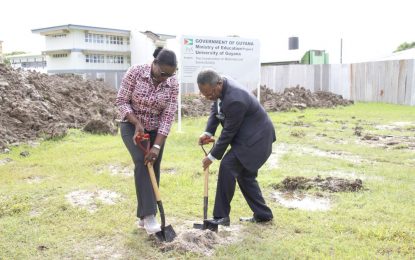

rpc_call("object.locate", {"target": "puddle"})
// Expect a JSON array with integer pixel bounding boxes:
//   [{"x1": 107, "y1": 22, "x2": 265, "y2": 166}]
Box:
[
  {"x1": 322, "y1": 170, "x2": 383, "y2": 181},
  {"x1": 358, "y1": 134, "x2": 415, "y2": 150},
  {"x1": 0, "y1": 158, "x2": 13, "y2": 166},
  {"x1": 155, "y1": 220, "x2": 244, "y2": 256},
  {"x1": 375, "y1": 121, "x2": 415, "y2": 131},
  {"x1": 272, "y1": 191, "x2": 330, "y2": 211},
  {"x1": 299, "y1": 147, "x2": 365, "y2": 164},
  {"x1": 272, "y1": 176, "x2": 363, "y2": 192},
  {"x1": 65, "y1": 189, "x2": 122, "y2": 213},
  {"x1": 266, "y1": 143, "x2": 289, "y2": 169},
  {"x1": 267, "y1": 143, "x2": 366, "y2": 167}
]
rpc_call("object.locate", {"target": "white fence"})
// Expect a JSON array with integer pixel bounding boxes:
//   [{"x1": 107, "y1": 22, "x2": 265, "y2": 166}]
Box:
[{"x1": 260, "y1": 60, "x2": 415, "y2": 106}]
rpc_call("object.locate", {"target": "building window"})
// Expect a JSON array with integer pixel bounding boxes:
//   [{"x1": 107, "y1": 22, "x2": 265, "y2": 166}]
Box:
[
  {"x1": 106, "y1": 55, "x2": 124, "y2": 64},
  {"x1": 107, "y1": 35, "x2": 124, "y2": 45},
  {"x1": 52, "y1": 53, "x2": 68, "y2": 58},
  {"x1": 86, "y1": 54, "x2": 105, "y2": 63},
  {"x1": 85, "y1": 33, "x2": 104, "y2": 43}
]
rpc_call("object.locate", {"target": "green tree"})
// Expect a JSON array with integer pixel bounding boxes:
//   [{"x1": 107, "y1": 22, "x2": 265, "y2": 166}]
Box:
[
  {"x1": 2, "y1": 51, "x2": 26, "y2": 65},
  {"x1": 394, "y1": 42, "x2": 415, "y2": 52}
]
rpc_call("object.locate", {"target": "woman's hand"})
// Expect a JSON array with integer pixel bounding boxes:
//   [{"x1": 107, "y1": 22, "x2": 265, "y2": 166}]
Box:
[
  {"x1": 133, "y1": 122, "x2": 145, "y2": 144},
  {"x1": 144, "y1": 147, "x2": 160, "y2": 165}
]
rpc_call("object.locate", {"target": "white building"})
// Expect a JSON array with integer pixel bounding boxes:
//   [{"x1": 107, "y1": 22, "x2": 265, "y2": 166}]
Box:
[
  {"x1": 32, "y1": 24, "x2": 176, "y2": 89},
  {"x1": 8, "y1": 53, "x2": 47, "y2": 73}
]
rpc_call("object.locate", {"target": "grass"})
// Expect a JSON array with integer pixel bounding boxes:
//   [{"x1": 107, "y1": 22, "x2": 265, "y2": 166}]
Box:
[{"x1": 0, "y1": 102, "x2": 414, "y2": 259}]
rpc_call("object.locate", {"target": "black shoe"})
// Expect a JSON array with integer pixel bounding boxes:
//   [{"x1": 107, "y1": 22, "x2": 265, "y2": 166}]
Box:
[
  {"x1": 239, "y1": 217, "x2": 273, "y2": 223},
  {"x1": 205, "y1": 216, "x2": 230, "y2": 226}
]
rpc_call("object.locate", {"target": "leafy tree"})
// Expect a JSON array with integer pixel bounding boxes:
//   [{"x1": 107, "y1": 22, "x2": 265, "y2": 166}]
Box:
[
  {"x1": 394, "y1": 42, "x2": 415, "y2": 52},
  {"x1": 2, "y1": 51, "x2": 26, "y2": 65}
]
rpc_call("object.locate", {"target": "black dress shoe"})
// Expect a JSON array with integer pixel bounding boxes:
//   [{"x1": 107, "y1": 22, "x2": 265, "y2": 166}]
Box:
[
  {"x1": 239, "y1": 217, "x2": 273, "y2": 223},
  {"x1": 205, "y1": 216, "x2": 230, "y2": 226}
]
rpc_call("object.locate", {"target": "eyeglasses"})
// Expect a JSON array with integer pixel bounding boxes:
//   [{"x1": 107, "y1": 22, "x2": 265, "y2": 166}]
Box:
[
  {"x1": 160, "y1": 71, "x2": 176, "y2": 77},
  {"x1": 158, "y1": 64, "x2": 177, "y2": 78}
]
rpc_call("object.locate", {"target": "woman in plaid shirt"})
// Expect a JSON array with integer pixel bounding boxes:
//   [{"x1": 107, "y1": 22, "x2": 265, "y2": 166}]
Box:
[{"x1": 116, "y1": 47, "x2": 178, "y2": 235}]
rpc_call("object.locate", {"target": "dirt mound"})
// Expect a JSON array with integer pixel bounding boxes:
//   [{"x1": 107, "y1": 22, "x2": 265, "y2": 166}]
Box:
[
  {"x1": 253, "y1": 85, "x2": 354, "y2": 112},
  {"x1": 0, "y1": 64, "x2": 118, "y2": 150},
  {"x1": 272, "y1": 176, "x2": 363, "y2": 192},
  {"x1": 155, "y1": 223, "x2": 243, "y2": 256},
  {"x1": 181, "y1": 94, "x2": 212, "y2": 117},
  {"x1": 181, "y1": 85, "x2": 353, "y2": 117}
]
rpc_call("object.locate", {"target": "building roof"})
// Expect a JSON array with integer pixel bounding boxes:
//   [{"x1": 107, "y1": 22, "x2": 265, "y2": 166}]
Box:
[
  {"x1": 141, "y1": 31, "x2": 176, "y2": 41},
  {"x1": 32, "y1": 24, "x2": 130, "y2": 36},
  {"x1": 7, "y1": 53, "x2": 44, "y2": 58}
]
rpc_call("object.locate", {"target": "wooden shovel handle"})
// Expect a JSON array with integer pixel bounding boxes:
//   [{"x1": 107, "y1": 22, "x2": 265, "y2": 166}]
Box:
[{"x1": 147, "y1": 164, "x2": 161, "y2": 201}]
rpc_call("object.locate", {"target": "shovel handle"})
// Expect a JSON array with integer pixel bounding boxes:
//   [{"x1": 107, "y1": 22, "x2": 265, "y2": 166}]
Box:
[
  {"x1": 147, "y1": 164, "x2": 166, "y2": 228},
  {"x1": 147, "y1": 164, "x2": 161, "y2": 201}
]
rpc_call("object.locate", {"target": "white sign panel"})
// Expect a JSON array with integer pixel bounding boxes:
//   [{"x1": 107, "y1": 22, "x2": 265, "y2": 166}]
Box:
[{"x1": 180, "y1": 35, "x2": 260, "y2": 90}]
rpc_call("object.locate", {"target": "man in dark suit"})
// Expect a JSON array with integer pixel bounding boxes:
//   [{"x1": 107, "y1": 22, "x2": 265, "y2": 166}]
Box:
[{"x1": 197, "y1": 69, "x2": 275, "y2": 226}]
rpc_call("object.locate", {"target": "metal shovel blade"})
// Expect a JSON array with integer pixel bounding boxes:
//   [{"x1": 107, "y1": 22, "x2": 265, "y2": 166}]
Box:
[
  {"x1": 155, "y1": 225, "x2": 176, "y2": 242},
  {"x1": 193, "y1": 220, "x2": 218, "y2": 232}
]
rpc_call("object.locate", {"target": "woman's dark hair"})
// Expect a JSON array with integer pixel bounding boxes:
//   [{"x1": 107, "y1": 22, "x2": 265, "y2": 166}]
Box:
[{"x1": 153, "y1": 47, "x2": 177, "y2": 67}]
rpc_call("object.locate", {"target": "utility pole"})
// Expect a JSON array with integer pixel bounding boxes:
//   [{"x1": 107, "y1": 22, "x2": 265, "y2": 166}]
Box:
[{"x1": 340, "y1": 38, "x2": 343, "y2": 64}]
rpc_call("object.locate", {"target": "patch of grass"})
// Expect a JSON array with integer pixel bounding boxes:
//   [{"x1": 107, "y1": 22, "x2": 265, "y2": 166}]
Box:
[{"x1": 1, "y1": 102, "x2": 414, "y2": 259}]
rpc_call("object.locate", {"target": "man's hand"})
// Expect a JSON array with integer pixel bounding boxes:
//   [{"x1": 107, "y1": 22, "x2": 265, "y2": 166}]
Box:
[
  {"x1": 199, "y1": 134, "x2": 214, "y2": 145},
  {"x1": 202, "y1": 156, "x2": 212, "y2": 170},
  {"x1": 144, "y1": 147, "x2": 160, "y2": 165}
]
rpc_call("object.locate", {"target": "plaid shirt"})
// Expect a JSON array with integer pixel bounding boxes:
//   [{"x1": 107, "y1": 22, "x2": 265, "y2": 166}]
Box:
[{"x1": 116, "y1": 64, "x2": 178, "y2": 136}]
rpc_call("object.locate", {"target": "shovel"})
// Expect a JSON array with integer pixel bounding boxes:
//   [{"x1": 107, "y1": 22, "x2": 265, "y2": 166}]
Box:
[
  {"x1": 193, "y1": 140, "x2": 218, "y2": 232},
  {"x1": 136, "y1": 133, "x2": 177, "y2": 242}
]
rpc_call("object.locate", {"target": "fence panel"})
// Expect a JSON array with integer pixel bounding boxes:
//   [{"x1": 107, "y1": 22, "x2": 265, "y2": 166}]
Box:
[{"x1": 261, "y1": 59, "x2": 415, "y2": 106}]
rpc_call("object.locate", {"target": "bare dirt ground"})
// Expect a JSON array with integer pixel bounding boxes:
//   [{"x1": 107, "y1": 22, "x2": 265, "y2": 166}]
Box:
[
  {"x1": 271, "y1": 176, "x2": 363, "y2": 211},
  {"x1": 153, "y1": 220, "x2": 245, "y2": 256},
  {"x1": 181, "y1": 85, "x2": 353, "y2": 117},
  {"x1": 65, "y1": 189, "x2": 122, "y2": 213},
  {"x1": 1, "y1": 65, "x2": 354, "y2": 150},
  {"x1": 0, "y1": 65, "x2": 118, "y2": 150},
  {"x1": 273, "y1": 176, "x2": 363, "y2": 192}
]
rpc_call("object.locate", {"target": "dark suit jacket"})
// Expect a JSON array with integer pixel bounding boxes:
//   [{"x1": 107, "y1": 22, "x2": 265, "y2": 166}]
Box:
[{"x1": 205, "y1": 77, "x2": 276, "y2": 172}]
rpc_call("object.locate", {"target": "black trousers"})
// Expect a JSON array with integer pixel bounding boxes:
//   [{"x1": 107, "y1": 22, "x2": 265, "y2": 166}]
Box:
[
  {"x1": 213, "y1": 149, "x2": 273, "y2": 221},
  {"x1": 120, "y1": 122, "x2": 164, "y2": 218}
]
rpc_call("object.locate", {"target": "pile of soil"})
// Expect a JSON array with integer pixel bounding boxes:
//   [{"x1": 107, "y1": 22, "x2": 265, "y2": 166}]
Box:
[
  {"x1": 272, "y1": 176, "x2": 363, "y2": 192},
  {"x1": 181, "y1": 85, "x2": 354, "y2": 117},
  {"x1": 181, "y1": 94, "x2": 212, "y2": 117},
  {"x1": 253, "y1": 85, "x2": 354, "y2": 112},
  {"x1": 0, "y1": 65, "x2": 118, "y2": 150}
]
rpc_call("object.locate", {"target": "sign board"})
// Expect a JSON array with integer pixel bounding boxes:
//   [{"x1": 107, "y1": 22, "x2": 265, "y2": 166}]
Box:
[
  {"x1": 176, "y1": 35, "x2": 261, "y2": 132},
  {"x1": 179, "y1": 35, "x2": 260, "y2": 90}
]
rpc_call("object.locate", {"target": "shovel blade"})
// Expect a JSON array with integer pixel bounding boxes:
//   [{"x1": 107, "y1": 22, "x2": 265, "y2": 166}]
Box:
[
  {"x1": 193, "y1": 221, "x2": 218, "y2": 232},
  {"x1": 155, "y1": 225, "x2": 176, "y2": 242}
]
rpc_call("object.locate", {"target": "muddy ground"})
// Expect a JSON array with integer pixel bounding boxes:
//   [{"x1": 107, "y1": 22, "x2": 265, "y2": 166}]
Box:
[
  {"x1": 0, "y1": 64, "x2": 118, "y2": 150},
  {"x1": 182, "y1": 85, "x2": 353, "y2": 117},
  {"x1": 272, "y1": 176, "x2": 363, "y2": 192},
  {"x1": 1, "y1": 65, "x2": 353, "y2": 150}
]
